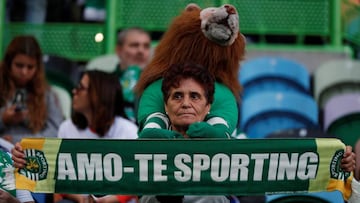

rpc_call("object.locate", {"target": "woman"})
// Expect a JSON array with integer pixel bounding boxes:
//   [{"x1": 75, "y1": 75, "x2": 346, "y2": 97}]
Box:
[
  {"x1": 57, "y1": 70, "x2": 138, "y2": 203},
  {"x1": 0, "y1": 35, "x2": 63, "y2": 143},
  {"x1": 57, "y1": 70, "x2": 138, "y2": 140},
  {"x1": 139, "y1": 63, "x2": 228, "y2": 203},
  {"x1": 161, "y1": 63, "x2": 214, "y2": 138},
  {"x1": 13, "y1": 70, "x2": 138, "y2": 203},
  {"x1": 138, "y1": 63, "x2": 216, "y2": 139}
]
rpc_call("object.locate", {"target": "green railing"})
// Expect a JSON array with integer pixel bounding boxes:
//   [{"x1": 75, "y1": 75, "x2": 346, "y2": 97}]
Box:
[
  {"x1": 0, "y1": 0, "x2": 358, "y2": 61},
  {"x1": 3, "y1": 23, "x2": 105, "y2": 61}
]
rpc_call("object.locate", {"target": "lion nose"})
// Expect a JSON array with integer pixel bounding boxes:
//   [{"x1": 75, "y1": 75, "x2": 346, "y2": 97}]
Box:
[{"x1": 224, "y1": 4, "x2": 236, "y2": 14}]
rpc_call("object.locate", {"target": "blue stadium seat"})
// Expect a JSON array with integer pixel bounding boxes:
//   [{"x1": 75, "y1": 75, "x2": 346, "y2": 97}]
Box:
[
  {"x1": 267, "y1": 128, "x2": 333, "y2": 139},
  {"x1": 266, "y1": 190, "x2": 344, "y2": 203},
  {"x1": 239, "y1": 57, "x2": 310, "y2": 99},
  {"x1": 31, "y1": 192, "x2": 53, "y2": 203},
  {"x1": 241, "y1": 91, "x2": 318, "y2": 138}
]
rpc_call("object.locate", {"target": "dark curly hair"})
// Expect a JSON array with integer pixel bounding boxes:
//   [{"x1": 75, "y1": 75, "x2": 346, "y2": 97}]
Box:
[{"x1": 161, "y1": 62, "x2": 215, "y2": 104}]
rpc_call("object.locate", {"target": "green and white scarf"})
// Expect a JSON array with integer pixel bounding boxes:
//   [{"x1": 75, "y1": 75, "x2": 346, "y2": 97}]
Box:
[{"x1": 15, "y1": 138, "x2": 352, "y2": 200}]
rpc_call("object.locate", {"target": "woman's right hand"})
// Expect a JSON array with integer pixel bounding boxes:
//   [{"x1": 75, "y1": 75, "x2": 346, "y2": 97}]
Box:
[
  {"x1": 11, "y1": 142, "x2": 26, "y2": 168},
  {"x1": 2, "y1": 105, "x2": 28, "y2": 126}
]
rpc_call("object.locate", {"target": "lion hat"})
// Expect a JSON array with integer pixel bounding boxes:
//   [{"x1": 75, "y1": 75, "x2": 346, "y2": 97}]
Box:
[
  {"x1": 136, "y1": 3, "x2": 246, "y2": 139},
  {"x1": 135, "y1": 3, "x2": 245, "y2": 96}
]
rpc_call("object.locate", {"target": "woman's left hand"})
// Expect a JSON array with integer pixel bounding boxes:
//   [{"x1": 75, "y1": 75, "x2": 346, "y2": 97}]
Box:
[{"x1": 341, "y1": 146, "x2": 356, "y2": 173}]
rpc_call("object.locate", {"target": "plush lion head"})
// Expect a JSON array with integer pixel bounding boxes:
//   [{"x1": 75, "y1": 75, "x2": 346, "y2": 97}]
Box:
[{"x1": 135, "y1": 3, "x2": 245, "y2": 98}]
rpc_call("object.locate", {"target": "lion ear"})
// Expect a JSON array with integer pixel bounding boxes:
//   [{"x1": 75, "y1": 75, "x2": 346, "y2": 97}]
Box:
[{"x1": 185, "y1": 3, "x2": 201, "y2": 12}]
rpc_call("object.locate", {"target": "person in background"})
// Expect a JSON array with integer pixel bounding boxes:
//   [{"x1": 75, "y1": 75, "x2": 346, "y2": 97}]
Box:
[
  {"x1": 12, "y1": 70, "x2": 138, "y2": 203},
  {"x1": 81, "y1": 0, "x2": 106, "y2": 22},
  {"x1": 0, "y1": 35, "x2": 63, "y2": 144},
  {"x1": 57, "y1": 70, "x2": 138, "y2": 140},
  {"x1": 6, "y1": 0, "x2": 47, "y2": 23},
  {"x1": 113, "y1": 27, "x2": 151, "y2": 121}
]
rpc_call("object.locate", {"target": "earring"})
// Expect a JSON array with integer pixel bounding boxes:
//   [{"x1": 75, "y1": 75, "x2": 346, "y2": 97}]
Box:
[{"x1": 207, "y1": 112, "x2": 210, "y2": 114}]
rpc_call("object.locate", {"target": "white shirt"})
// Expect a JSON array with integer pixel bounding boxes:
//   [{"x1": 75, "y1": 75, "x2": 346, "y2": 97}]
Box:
[
  {"x1": 58, "y1": 117, "x2": 138, "y2": 139},
  {"x1": 349, "y1": 178, "x2": 360, "y2": 203},
  {"x1": 16, "y1": 189, "x2": 34, "y2": 203}
]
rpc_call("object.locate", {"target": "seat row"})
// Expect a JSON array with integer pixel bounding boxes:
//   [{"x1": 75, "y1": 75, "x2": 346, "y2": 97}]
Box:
[{"x1": 239, "y1": 57, "x2": 360, "y2": 147}]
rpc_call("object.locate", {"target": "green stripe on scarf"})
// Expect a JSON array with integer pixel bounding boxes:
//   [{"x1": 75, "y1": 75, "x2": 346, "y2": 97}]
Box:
[{"x1": 16, "y1": 138, "x2": 351, "y2": 197}]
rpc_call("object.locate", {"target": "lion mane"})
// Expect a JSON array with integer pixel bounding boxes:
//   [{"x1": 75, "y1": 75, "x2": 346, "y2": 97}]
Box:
[{"x1": 135, "y1": 5, "x2": 245, "y2": 99}]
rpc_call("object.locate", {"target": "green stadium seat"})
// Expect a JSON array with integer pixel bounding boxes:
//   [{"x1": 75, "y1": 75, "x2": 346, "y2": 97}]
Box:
[{"x1": 324, "y1": 93, "x2": 360, "y2": 148}]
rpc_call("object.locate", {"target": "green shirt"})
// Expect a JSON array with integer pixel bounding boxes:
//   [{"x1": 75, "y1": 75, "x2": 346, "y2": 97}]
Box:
[{"x1": 112, "y1": 65, "x2": 142, "y2": 121}]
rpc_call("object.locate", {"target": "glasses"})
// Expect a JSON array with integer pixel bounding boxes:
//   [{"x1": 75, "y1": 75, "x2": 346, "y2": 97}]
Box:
[{"x1": 74, "y1": 83, "x2": 89, "y2": 92}]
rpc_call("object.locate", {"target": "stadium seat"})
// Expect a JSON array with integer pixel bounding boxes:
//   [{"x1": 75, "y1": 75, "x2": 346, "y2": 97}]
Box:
[
  {"x1": 266, "y1": 190, "x2": 343, "y2": 203},
  {"x1": 45, "y1": 68, "x2": 74, "y2": 120},
  {"x1": 51, "y1": 85, "x2": 72, "y2": 119},
  {"x1": 86, "y1": 54, "x2": 119, "y2": 73},
  {"x1": 241, "y1": 91, "x2": 318, "y2": 138},
  {"x1": 239, "y1": 57, "x2": 310, "y2": 99},
  {"x1": 313, "y1": 59, "x2": 360, "y2": 109},
  {"x1": 267, "y1": 128, "x2": 334, "y2": 139},
  {"x1": 31, "y1": 192, "x2": 53, "y2": 203},
  {"x1": 324, "y1": 93, "x2": 360, "y2": 147}
]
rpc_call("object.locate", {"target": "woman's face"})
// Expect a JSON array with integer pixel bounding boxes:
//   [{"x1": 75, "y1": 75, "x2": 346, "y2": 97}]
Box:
[
  {"x1": 165, "y1": 78, "x2": 210, "y2": 132},
  {"x1": 72, "y1": 74, "x2": 91, "y2": 114},
  {"x1": 10, "y1": 54, "x2": 37, "y2": 87}
]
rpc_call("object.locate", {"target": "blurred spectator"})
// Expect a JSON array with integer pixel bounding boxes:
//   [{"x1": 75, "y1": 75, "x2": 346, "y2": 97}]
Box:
[
  {"x1": 113, "y1": 27, "x2": 151, "y2": 121},
  {"x1": 57, "y1": 70, "x2": 138, "y2": 139},
  {"x1": 25, "y1": 0, "x2": 47, "y2": 23},
  {"x1": 9, "y1": 70, "x2": 138, "y2": 202},
  {"x1": 79, "y1": 0, "x2": 106, "y2": 22},
  {"x1": 342, "y1": 0, "x2": 360, "y2": 58},
  {"x1": 0, "y1": 35, "x2": 63, "y2": 144},
  {"x1": 55, "y1": 70, "x2": 138, "y2": 203},
  {"x1": 6, "y1": 0, "x2": 47, "y2": 23},
  {"x1": 46, "y1": 0, "x2": 81, "y2": 22},
  {"x1": 6, "y1": 0, "x2": 82, "y2": 22}
]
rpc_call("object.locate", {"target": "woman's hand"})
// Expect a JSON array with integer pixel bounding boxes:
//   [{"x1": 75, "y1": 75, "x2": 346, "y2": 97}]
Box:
[
  {"x1": 0, "y1": 189, "x2": 20, "y2": 203},
  {"x1": 61, "y1": 194, "x2": 94, "y2": 203},
  {"x1": 341, "y1": 145, "x2": 356, "y2": 173},
  {"x1": 92, "y1": 195, "x2": 118, "y2": 203},
  {"x1": 11, "y1": 142, "x2": 26, "y2": 168},
  {"x1": 2, "y1": 105, "x2": 28, "y2": 126}
]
